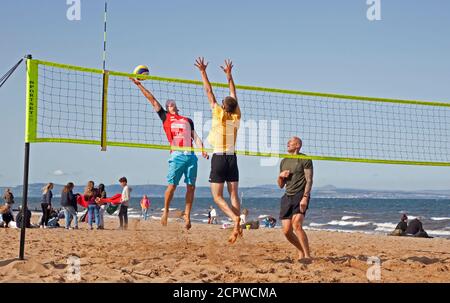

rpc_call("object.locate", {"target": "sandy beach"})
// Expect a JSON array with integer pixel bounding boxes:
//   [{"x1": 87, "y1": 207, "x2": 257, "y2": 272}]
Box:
[{"x1": 0, "y1": 216, "x2": 449, "y2": 283}]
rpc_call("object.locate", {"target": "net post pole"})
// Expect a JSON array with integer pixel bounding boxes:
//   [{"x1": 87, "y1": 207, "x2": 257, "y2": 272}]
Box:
[
  {"x1": 100, "y1": 70, "x2": 109, "y2": 151},
  {"x1": 19, "y1": 54, "x2": 33, "y2": 260}
]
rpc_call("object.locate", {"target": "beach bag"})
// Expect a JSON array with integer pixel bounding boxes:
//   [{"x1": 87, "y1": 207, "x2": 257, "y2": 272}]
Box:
[
  {"x1": 106, "y1": 204, "x2": 119, "y2": 215},
  {"x1": 79, "y1": 210, "x2": 88, "y2": 223},
  {"x1": 47, "y1": 217, "x2": 59, "y2": 228}
]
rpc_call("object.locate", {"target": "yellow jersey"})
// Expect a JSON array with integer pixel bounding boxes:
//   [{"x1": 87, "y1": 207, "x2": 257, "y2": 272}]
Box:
[{"x1": 207, "y1": 104, "x2": 241, "y2": 153}]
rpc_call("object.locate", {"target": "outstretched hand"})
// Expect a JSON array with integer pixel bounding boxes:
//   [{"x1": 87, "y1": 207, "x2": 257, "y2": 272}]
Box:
[
  {"x1": 220, "y1": 59, "x2": 233, "y2": 75},
  {"x1": 195, "y1": 57, "x2": 208, "y2": 72}
]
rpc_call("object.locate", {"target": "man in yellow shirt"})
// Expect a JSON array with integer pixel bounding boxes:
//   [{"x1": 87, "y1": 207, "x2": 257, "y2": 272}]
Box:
[{"x1": 195, "y1": 57, "x2": 242, "y2": 244}]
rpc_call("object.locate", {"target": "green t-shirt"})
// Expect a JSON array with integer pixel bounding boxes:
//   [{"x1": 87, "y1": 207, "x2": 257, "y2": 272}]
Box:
[{"x1": 280, "y1": 154, "x2": 313, "y2": 196}]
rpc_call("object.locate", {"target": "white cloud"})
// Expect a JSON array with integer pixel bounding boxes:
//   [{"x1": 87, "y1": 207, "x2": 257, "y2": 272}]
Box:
[{"x1": 53, "y1": 170, "x2": 66, "y2": 176}]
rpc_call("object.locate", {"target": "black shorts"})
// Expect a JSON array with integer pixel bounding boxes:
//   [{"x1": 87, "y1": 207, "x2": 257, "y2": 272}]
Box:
[
  {"x1": 209, "y1": 154, "x2": 239, "y2": 183},
  {"x1": 279, "y1": 191, "x2": 309, "y2": 220}
]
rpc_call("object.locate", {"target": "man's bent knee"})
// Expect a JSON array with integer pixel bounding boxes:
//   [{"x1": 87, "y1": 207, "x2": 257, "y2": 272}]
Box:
[{"x1": 293, "y1": 223, "x2": 304, "y2": 232}]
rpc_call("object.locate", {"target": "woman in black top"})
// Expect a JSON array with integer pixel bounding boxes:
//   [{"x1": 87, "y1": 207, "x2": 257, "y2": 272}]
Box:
[
  {"x1": 61, "y1": 182, "x2": 78, "y2": 229},
  {"x1": 97, "y1": 184, "x2": 107, "y2": 229},
  {"x1": 395, "y1": 214, "x2": 408, "y2": 233},
  {"x1": 40, "y1": 183, "x2": 54, "y2": 228}
]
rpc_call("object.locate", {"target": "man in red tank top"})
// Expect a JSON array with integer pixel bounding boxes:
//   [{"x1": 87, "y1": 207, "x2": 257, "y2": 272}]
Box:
[{"x1": 131, "y1": 78, "x2": 209, "y2": 230}]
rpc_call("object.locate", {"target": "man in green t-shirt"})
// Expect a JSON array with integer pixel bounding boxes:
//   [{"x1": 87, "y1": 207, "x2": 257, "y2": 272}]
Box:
[{"x1": 277, "y1": 136, "x2": 313, "y2": 261}]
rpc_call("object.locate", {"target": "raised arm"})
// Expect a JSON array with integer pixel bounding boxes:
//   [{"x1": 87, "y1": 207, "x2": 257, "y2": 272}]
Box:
[
  {"x1": 130, "y1": 78, "x2": 162, "y2": 112},
  {"x1": 220, "y1": 59, "x2": 237, "y2": 101},
  {"x1": 195, "y1": 57, "x2": 217, "y2": 109}
]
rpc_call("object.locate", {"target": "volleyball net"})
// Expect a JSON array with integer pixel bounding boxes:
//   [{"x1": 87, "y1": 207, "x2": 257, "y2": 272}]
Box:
[{"x1": 25, "y1": 58, "x2": 450, "y2": 166}]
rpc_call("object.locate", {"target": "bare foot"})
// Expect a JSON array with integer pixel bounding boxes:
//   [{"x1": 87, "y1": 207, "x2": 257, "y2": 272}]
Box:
[
  {"x1": 228, "y1": 217, "x2": 242, "y2": 244},
  {"x1": 184, "y1": 214, "x2": 191, "y2": 230},
  {"x1": 228, "y1": 229, "x2": 240, "y2": 244},
  {"x1": 161, "y1": 210, "x2": 168, "y2": 226}
]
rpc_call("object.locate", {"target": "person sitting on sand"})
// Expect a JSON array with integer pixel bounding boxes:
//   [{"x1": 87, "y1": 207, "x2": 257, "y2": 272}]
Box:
[
  {"x1": 0, "y1": 204, "x2": 14, "y2": 228},
  {"x1": 239, "y1": 209, "x2": 259, "y2": 230},
  {"x1": 240, "y1": 209, "x2": 248, "y2": 225},
  {"x1": 277, "y1": 137, "x2": 313, "y2": 261},
  {"x1": 390, "y1": 214, "x2": 408, "y2": 236},
  {"x1": 263, "y1": 216, "x2": 277, "y2": 228},
  {"x1": 15, "y1": 206, "x2": 32, "y2": 229},
  {"x1": 405, "y1": 217, "x2": 430, "y2": 238}
]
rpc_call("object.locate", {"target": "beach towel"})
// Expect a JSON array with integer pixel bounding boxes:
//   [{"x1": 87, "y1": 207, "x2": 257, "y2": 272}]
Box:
[
  {"x1": 76, "y1": 193, "x2": 122, "y2": 208},
  {"x1": 97, "y1": 194, "x2": 122, "y2": 205}
]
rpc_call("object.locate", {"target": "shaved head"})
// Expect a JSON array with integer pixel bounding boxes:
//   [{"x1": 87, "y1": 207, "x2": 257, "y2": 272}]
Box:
[{"x1": 287, "y1": 136, "x2": 302, "y2": 154}]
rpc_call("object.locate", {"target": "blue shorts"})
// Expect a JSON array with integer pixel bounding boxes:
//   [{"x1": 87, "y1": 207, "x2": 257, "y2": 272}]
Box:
[{"x1": 167, "y1": 151, "x2": 198, "y2": 186}]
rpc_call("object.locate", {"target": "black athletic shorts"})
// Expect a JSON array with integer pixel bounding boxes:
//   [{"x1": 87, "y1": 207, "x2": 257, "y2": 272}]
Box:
[
  {"x1": 279, "y1": 191, "x2": 309, "y2": 220},
  {"x1": 209, "y1": 154, "x2": 239, "y2": 183}
]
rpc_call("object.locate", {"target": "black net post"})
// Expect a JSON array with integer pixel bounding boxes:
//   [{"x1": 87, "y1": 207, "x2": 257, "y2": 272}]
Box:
[{"x1": 19, "y1": 54, "x2": 32, "y2": 260}]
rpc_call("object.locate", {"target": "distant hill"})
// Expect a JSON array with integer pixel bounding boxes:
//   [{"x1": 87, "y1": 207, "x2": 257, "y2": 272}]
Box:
[{"x1": 1, "y1": 183, "x2": 449, "y2": 199}]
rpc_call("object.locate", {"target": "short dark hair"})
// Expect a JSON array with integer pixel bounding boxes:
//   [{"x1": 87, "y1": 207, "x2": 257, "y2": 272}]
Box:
[
  {"x1": 223, "y1": 96, "x2": 237, "y2": 113},
  {"x1": 119, "y1": 177, "x2": 127, "y2": 183}
]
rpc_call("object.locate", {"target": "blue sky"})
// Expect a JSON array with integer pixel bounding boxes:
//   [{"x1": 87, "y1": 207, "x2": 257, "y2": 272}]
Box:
[{"x1": 1, "y1": 0, "x2": 450, "y2": 190}]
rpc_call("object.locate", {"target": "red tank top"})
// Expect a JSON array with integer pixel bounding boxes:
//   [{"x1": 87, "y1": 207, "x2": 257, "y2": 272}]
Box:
[{"x1": 162, "y1": 113, "x2": 193, "y2": 148}]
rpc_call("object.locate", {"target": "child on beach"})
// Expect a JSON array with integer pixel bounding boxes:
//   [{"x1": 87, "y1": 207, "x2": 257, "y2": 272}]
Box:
[
  {"x1": 85, "y1": 181, "x2": 100, "y2": 230},
  {"x1": 140, "y1": 195, "x2": 150, "y2": 221},
  {"x1": 118, "y1": 177, "x2": 131, "y2": 230},
  {"x1": 97, "y1": 184, "x2": 107, "y2": 229}
]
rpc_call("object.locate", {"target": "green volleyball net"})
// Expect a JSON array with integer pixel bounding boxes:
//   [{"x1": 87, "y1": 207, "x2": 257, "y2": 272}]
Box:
[{"x1": 25, "y1": 58, "x2": 450, "y2": 166}]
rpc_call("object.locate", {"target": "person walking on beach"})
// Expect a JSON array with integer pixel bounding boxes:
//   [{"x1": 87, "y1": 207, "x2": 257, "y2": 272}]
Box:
[
  {"x1": 207, "y1": 206, "x2": 212, "y2": 224},
  {"x1": 277, "y1": 137, "x2": 313, "y2": 261},
  {"x1": 210, "y1": 206, "x2": 218, "y2": 225},
  {"x1": 140, "y1": 195, "x2": 150, "y2": 221},
  {"x1": 195, "y1": 57, "x2": 242, "y2": 244},
  {"x1": 60, "y1": 182, "x2": 78, "y2": 229},
  {"x1": 130, "y1": 78, "x2": 208, "y2": 230},
  {"x1": 84, "y1": 181, "x2": 100, "y2": 230},
  {"x1": 97, "y1": 184, "x2": 107, "y2": 229},
  {"x1": 40, "y1": 183, "x2": 54, "y2": 228},
  {"x1": 118, "y1": 177, "x2": 131, "y2": 230},
  {"x1": 2, "y1": 188, "x2": 15, "y2": 206}
]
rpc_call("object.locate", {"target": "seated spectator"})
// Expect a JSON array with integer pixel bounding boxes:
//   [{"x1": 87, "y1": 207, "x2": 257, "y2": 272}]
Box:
[
  {"x1": 1, "y1": 204, "x2": 14, "y2": 228},
  {"x1": 16, "y1": 206, "x2": 32, "y2": 228},
  {"x1": 406, "y1": 218, "x2": 431, "y2": 238},
  {"x1": 390, "y1": 214, "x2": 408, "y2": 236}
]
